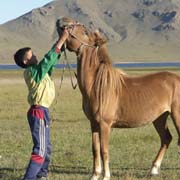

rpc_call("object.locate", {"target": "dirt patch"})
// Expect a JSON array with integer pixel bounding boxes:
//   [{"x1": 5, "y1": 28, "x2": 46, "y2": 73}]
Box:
[
  {"x1": 0, "y1": 77, "x2": 77, "y2": 87},
  {"x1": 0, "y1": 78, "x2": 24, "y2": 84}
]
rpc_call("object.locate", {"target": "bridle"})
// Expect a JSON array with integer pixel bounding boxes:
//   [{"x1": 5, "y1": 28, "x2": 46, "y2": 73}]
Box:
[
  {"x1": 58, "y1": 22, "x2": 99, "y2": 90},
  {"x1": 61, "y1": 23, "x2": 98, "y2": 50},
  {"x1": 52, "y1": 22, "x2": 99, "y2": 122},
  {"x1": 69, "y1": 25, "x2": 96, "y2": 48},
  {"x1": 64, "y1": 23, "x2": 99, "y2": 64}
]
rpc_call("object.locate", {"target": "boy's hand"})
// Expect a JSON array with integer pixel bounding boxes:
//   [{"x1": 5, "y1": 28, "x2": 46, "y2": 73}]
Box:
[
  {"x1": 56, "y1": 28, "x2": 69, "y2": 50},
  {"x1": 60, "y1": 28, "x2": 69, "y2": 42}
]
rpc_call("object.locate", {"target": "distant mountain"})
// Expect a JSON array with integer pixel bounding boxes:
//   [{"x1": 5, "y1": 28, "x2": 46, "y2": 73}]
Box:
[{"x1": 0, "y1": 0, "x2": 180, "y2": 64}]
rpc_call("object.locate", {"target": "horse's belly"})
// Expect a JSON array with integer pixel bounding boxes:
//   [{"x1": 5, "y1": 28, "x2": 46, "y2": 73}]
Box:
[
  {"x1": 113, "y1": 106, "x2": 170, "y2": 128},
  {"x1": 112, "y1": 118, "x2": 152, "y2": 128}
]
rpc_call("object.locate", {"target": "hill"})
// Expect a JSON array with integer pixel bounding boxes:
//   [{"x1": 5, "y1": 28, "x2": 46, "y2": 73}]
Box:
[{"x1": 0, "y1": 0, "x2": 180, "y2": 64}]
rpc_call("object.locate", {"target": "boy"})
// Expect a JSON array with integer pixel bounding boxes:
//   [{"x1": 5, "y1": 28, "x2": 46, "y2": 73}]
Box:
[{"x1": 14, "y1": 29, "x2": 69, "y2": 180}]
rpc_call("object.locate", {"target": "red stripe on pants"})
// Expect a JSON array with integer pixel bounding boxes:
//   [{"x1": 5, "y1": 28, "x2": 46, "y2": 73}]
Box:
[
  {"x1": 31, "y1": 154, "x2": 44, "y2": 164},
  {"x1": 31, "y1": 108, "x2": 44, "y2": 119}
]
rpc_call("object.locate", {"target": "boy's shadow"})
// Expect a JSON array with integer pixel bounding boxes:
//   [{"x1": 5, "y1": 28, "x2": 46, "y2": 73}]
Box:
[{"x1": 0, "y1": 167, "x2": 24, "y2": 180}]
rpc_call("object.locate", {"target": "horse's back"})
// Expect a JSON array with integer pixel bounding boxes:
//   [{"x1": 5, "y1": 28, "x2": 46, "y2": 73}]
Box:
[{"x1": 124, "y1": 71, "x2": 180, "y2": 86}]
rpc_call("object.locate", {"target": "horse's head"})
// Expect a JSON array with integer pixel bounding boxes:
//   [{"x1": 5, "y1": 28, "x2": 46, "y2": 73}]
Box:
[{"x1": 56, "y1": 17, "x2": 107, "y2": 53}]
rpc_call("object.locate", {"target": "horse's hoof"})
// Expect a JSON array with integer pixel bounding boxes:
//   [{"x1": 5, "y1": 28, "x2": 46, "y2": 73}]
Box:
[
  {"x1": 150, "y1": 166, "x2": 159, "y2": 176},
  {"x1": 90, "y1": 174, "x2": 100, "y2": 180}
]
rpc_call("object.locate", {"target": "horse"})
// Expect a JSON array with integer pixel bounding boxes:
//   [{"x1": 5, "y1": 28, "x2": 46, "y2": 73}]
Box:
[{"x1": 56, "y1": 17, "x2": 180, "y2": 180}]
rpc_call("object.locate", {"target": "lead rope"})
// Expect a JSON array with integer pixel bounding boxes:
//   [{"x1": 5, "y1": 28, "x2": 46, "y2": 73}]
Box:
[
  {"x1": 63, "y1": 48, "x2": 77, "y2": 89},
  {"x1": 51, "y1": 58, "x2": 65, "y2": 123},
  {"x1": 51, "y1": 49, "x2": 77, "y2": 123}
]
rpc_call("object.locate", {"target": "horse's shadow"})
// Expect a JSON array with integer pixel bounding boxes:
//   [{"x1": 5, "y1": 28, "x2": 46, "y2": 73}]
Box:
[
  {"x1": 1, "y1": 166, "x2": 180, "y2": 179},
  {"x1": 49, "y1": 165, "x2": 180, "y2": 178},
  {"x1": 111, "y1": 166, "x2": 180, "y2": 179}
]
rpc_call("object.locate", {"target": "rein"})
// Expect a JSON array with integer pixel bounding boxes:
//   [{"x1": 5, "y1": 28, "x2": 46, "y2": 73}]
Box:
[
  {"x1": 51, "y1": 48, "x2": 77, "y2": 123},
  {"x1": 64, "y1": 48, "x2": 77, "y2": 89},
  {"x1": 58, "y1": 48, "x2": 77, "y2": 90}
]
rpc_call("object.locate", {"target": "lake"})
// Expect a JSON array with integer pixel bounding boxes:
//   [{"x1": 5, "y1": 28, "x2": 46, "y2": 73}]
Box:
[{"x1": 0, "y1": 62, "x2": 180, "y2": 70}]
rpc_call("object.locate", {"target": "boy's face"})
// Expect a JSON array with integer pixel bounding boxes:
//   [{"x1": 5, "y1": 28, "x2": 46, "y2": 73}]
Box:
[{"x1": 23, "y1": 49, "x2": 38, "y2": 66}]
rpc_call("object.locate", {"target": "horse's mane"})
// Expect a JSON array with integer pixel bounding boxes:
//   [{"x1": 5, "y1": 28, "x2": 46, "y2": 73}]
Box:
[{"x1": 92, "y1": 45, "x2": 126, "y2": 118}]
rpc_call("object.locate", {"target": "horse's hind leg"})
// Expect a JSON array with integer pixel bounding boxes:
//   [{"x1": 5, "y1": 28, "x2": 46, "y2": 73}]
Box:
[
  {"x1": 171, "y1": 104, "x2": 180, "y2": 153},
  {"x1": 150, "y1": 112, "x2": 172, "y2": 175}
]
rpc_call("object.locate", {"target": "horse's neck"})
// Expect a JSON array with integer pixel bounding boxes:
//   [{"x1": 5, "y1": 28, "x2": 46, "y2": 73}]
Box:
[
  {"x1": 76, "y1": 45, "x2": 112, "y2": 96},
  {"x1": 77, "y1": 47, "x2": 99, "y2": 95}
]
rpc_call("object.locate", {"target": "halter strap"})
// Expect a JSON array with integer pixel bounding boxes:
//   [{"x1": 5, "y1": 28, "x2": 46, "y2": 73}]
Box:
[
  {"x1": 69, "y1": 31, "x2": 96, "y2": 48},
  {"x1": 64, "y1": 23, "x2": 97, "y2": 48}
]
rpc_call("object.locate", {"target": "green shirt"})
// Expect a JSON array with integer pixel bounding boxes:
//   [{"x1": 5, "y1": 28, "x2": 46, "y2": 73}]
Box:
[{"x1": 24, "y1": 48, "x2": 61, "y2": 108}]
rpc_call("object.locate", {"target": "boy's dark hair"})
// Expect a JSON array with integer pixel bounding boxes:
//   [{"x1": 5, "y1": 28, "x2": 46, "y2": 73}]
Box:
[{"x1": 14, "y1": 47, "x2": 31, "y2": 68}]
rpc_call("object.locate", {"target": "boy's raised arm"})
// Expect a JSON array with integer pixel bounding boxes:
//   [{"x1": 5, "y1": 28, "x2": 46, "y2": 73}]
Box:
[{"x1": 30, "y1": 29, "x2": 69, "y2": 83}]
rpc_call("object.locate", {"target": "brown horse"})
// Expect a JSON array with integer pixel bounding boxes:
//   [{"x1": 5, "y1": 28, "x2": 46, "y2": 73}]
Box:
[{"x1": 56, "y1": 17, "x2": 180, "y2": 180}]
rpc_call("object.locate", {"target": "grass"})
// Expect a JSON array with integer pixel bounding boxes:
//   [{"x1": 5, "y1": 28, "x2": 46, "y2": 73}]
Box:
[{"x1": 1, "y1": 69, "x2": 180, "y2": 180}]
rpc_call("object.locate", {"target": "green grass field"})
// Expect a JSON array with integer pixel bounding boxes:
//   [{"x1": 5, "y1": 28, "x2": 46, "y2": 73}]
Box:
[{"x1": 1, "y1": 69, "x2": 180, "y2": 180}]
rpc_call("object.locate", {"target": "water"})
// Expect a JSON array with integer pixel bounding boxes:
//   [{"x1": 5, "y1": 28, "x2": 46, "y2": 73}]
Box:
[{"x1": 0, "y1": 62, "x2": 180, "y2": 70}]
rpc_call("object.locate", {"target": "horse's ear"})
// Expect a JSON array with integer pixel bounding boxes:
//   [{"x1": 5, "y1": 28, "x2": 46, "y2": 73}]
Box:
[
  {"x1": 94, "y1": 29, "x2": 100, "y2": 36},
  {"x1": 94, "y1": 29, "x2": 107, "y2": 46}
]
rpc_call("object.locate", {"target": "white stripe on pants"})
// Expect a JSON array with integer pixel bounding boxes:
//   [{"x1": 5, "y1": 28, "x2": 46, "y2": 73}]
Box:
[{"x1": 39, "y1": 119, "x2": 46, "y2": 157}]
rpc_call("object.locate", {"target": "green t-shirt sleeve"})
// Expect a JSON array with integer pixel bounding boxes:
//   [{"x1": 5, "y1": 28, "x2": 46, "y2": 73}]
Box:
[{"x1": 30, "y1": 48, "x2": 61, "y2": 83}]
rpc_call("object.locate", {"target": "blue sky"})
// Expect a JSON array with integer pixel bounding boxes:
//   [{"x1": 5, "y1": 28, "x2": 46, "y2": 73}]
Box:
[{"x1": 0, "y1": 0, "x2": 52, "y2": 24}]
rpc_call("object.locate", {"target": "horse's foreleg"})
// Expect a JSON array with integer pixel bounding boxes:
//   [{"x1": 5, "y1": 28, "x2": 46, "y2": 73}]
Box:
[
  {"x1": 150, "y1": 113, "x2": 172, "y2": 175},
  {"x1": 100, "y1": 121, "x2": 111, "y2": 180},
  {"x1": 90, "y1": 122, "x2": 101, "y2": 180}
]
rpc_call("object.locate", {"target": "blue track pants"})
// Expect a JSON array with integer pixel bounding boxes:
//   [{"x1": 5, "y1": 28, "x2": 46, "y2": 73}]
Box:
[{"x1": 23, "y1": 105, "x2": 51, "y2": 180}]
